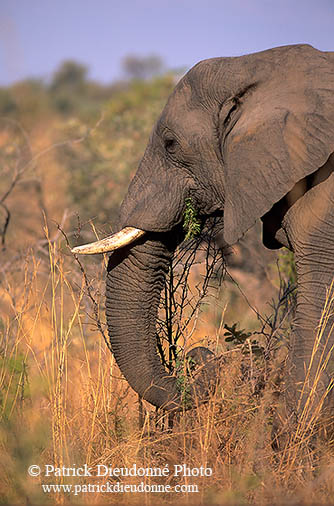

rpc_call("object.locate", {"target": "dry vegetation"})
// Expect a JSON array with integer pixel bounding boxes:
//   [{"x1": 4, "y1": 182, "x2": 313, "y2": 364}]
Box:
[{"x1": 1, "y1": 62, "x2": 334, "y2": 505}]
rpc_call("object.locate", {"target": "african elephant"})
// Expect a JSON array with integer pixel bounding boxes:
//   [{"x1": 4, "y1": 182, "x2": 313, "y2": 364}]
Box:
[{"x1": 73, "y1": 44, "x2": 334, "y2": 419}]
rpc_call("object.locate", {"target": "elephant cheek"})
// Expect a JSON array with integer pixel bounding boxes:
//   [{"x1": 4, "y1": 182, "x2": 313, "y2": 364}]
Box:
[{"x1": 118, "y1": 172, "x2": 191, "y2": 233}]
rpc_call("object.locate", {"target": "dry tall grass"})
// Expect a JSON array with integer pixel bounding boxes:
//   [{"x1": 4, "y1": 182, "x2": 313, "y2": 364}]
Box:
[{"x1": 1, "y1": 230, "x2": 334, "y2": 506}]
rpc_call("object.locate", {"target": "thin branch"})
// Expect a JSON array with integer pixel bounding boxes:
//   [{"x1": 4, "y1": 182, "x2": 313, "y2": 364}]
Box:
[
  {"x1": 0, "y1": 202, "x2": 10, "y2": 247},
  {"x1": 57, "y1": 224, "x2": 112, "y2": 353}
]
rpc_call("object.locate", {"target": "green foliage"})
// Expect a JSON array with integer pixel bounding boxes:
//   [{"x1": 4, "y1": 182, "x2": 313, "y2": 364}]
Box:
[
  {"x1": 11, "y1": 80, "x2": 50, "y2": 125},
  {"x1": 175, "y1": 354, "x2": 193, "y2": 409},
  {"x1": 0, "y1": 88, "x2": 17, "y2": 114},
  {"x1": 224, "y1": 323, "x2": 252, "y2": 344},
  {"x1": 278, "y1": 248, "x2": 297, "y2": 286},
  {"x1": 0, "y1": 415, "x2": 49, "y2": 505},
  {"x1": 50, "y1": 60, "x2": 88, "y2": 92},
  {"x1": 0, "y1": 352, "x2": 30, "y2": 421},
  {"x1": 224, "y1": 323, "x2": 264, "y2": 357},
  {"x1": 49, "y1": 60, "x2": 107, "y2": 116},
  {"x1": 266, "y1": 248, "x2": 297, "y2": 334},
  {"x1": 183, "y1": 198, "x2": 201, "y2": 240}
]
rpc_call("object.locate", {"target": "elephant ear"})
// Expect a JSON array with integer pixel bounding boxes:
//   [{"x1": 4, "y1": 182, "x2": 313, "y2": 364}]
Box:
[{"x1": 222, "y1": 46, "x2": 334, "y2": 246}]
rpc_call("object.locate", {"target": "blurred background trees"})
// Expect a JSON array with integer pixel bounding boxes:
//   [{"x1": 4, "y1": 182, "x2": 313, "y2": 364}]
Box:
[
  {"x1": 0, "y1": 54, "x2": 175, "y2": 248},
  {"x1": 122, "y1": 54, "x2": 164, "y2": 80}
]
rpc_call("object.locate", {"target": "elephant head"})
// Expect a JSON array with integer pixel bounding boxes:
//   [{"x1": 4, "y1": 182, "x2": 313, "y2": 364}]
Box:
[{"x1": 73, "y1": 44, "x2": 334, "y2": 411}]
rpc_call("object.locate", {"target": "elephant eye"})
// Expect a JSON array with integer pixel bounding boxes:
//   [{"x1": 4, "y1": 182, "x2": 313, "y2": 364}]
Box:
[{"x1": 165, "y1": 138, "x2": 178, "y2": 154}]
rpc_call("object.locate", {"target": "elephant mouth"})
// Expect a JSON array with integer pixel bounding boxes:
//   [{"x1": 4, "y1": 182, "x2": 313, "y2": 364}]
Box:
[{"x1": 71, "y1": 210, "x2": 225, "y2": 256}]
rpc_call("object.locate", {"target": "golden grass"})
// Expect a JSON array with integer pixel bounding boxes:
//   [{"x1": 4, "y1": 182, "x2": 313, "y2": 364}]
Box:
[{"x1": 1, "y1": 233, "x2": 334, "y2": 505}]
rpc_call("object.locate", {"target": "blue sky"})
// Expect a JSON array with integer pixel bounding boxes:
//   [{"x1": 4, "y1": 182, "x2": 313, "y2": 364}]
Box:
[{"x1": 0, "y1": 0, "x2": 333, "y2": 86}]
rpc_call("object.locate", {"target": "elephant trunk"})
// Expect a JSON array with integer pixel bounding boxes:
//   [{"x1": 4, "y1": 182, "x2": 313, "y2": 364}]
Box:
[{"x1": 105, "y1": 233, "x2": 183, "y2": 410}]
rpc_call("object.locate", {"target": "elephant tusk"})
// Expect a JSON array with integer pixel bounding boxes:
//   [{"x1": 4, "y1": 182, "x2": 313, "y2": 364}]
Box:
[{"x1": 71, "y1": 227, "x2": 146, "y2": 255}]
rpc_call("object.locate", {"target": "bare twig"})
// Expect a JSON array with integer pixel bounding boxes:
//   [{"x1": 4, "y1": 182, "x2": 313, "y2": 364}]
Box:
[
  {"x1": 157, "y1": 221, "x2": 225, "y2": 371},
  {"x1": 0, "y1": 114, "x2": 104, "y2": 247},
  {"x1": 0, "y1": 202, "x2": 10, "y2": 247},
  {"x1": 57, "y1": 224, "x2": 111, "y2": 353}
]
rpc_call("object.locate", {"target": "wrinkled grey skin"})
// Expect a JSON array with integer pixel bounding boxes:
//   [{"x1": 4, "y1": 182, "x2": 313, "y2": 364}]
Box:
[{"x1": 106, "y1": 44, "x2": 334, "y2": 416}]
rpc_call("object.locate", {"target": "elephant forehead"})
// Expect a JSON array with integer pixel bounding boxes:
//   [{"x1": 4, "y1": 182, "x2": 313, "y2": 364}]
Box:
[
  {"x1": 160, "y1": 93, "x2": 213, "y2": 140},
  {"x1": 164, "y1": 77, "x2": 193, "y2": 111},
  {"x1": 162, "y1": 74, "x2": 214, "y2": 119}
]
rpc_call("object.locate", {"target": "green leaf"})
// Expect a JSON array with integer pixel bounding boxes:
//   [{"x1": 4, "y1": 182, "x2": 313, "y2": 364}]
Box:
[{"x1": 183, "y1": 198, "x2": 201, "y2": 240}]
